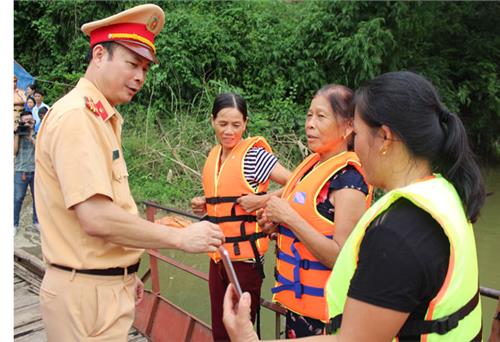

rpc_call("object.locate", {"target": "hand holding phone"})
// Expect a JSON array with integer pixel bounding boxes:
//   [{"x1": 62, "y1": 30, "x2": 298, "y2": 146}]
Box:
[{"x1": 219, "y1": 246, "x2": 243, "y2": 299}]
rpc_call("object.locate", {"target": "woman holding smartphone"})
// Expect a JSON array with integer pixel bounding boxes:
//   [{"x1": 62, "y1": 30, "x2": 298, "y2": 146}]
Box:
[
  {"x1": 191, "y1": 92, "x2": 290, "y2": 341},
  {"x1": 223, "y1": 71, "x2": 485, "y2": 342}
]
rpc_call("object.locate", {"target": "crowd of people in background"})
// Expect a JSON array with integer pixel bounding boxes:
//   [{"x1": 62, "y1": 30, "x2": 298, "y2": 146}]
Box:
[{"x1": 13, "y1": 76, "x2": 50, "y2": 235}]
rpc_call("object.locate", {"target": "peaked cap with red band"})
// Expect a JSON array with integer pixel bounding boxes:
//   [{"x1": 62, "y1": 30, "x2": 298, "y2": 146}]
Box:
[{"x1": 81, "y1": 4, "x2": 165, "y2": 64}]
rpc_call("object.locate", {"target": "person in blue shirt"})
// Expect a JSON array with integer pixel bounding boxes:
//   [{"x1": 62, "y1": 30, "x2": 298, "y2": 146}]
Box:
[{"x1": 32, "y1": 89, "x2": 50, "y2": 133}]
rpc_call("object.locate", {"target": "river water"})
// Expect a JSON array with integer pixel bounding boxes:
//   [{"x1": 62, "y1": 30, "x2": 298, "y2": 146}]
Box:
[
  {"x1": 14, "y1": 167, "x2": 499, "y2": 339},
  {"x1": 139, "y1": 167, "x2": 500, "y2": 339}
]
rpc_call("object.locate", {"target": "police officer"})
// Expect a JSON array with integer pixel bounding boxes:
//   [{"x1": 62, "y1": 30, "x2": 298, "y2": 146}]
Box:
[
  {"x1": 13, "y1": 75, "x2": 26, "y2": 129},
  {"x1": 35, "y1": 4, "x2": 224, "y2": 341}
]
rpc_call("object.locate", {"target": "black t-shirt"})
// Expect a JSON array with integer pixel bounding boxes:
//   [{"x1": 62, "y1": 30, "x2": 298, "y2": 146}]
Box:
[{"x1": 347, "y1": 198, "x2": 450, "y2": 340}]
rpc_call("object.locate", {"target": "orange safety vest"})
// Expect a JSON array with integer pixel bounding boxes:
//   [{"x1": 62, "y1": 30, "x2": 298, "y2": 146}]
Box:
[
  {"x1": 202, "y1": 136, "x2": 272, "y2": 265},
  {"x1": 272, "y1": 151, "x2": 372, "y2": 321}
]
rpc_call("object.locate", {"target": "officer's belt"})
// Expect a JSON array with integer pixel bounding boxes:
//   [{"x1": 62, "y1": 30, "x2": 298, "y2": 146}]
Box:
[{"x1": 51, "y1": 261, "x2": 140, "y2": 276}]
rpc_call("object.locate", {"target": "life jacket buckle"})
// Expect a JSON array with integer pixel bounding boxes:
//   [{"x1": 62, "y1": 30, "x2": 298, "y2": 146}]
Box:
[
  {"x1": 300, "y1": 259, "x2": 310, "y2": 270},
  {"x1": 326, "y1": 315, "x2": 342, "y2": 335},
  {"x1": 293, "y1": 282, "x2": 304, "y2": 298},
  {"x1": 432, "y1": 315, "x2": 459, "y2": 335},
  {"x1": 233, "y1": 242, "x2": 241, "y2": 256}
]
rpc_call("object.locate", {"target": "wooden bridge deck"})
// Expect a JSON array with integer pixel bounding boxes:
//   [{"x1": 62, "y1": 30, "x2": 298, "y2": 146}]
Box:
[{"x1": 14, "y1": 251, "x2": 147, "y2": 342}]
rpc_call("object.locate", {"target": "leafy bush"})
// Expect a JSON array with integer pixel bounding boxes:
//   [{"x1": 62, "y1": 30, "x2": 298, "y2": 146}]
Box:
[{"x1": 14, "y1": 0, "x2": 500, "y2": 206}]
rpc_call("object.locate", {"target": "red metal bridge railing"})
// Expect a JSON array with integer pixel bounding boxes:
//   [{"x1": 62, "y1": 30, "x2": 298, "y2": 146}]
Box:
[
  {"x1": 139, "y1": 200, "x2": 500, "y2": 340},
  {"x1": 141, "y1": 200, "x2": 286, "y2": 340}
]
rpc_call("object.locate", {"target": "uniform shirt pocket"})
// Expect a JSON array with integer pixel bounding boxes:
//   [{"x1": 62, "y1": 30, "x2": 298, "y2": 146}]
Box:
[
  {"x1": 112, "y1": 159, "x2": 127, "y2": 183},
  {"x1": 111, "y1": 158, "x2": 135, "y2": 212}
]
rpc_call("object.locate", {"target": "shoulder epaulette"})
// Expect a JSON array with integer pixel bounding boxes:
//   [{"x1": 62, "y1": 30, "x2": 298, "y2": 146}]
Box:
[{"x1": 84, "y1": 96, "x2": 108, "y2": 120}]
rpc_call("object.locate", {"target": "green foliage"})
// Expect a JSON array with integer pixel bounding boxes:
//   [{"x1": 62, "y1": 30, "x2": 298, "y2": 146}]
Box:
[{"x1": 14, "y1": 0, "x2": 500, "y2": 206}]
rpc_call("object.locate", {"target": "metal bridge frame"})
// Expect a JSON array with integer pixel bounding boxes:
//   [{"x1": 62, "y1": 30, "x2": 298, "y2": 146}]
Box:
[{"x1": 135, "y1": 201, "x2": 286, "y2": 341}]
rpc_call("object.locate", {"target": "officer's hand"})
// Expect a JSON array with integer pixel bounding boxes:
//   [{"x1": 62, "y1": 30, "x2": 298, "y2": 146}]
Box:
[
  {"x1": 191, "y1": 196, "x2": 207, "y2": 216},
  {"x1": 179, "y1": 221, "x2": 224, "y2": 253}
]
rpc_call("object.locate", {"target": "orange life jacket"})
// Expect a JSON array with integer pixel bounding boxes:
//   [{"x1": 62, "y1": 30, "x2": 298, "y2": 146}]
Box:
[
  {"x1": 155, "y1": 215, "x2": 193, "y2": 228},
  {"x1": 272, "y1": 151, "x2": 372, "y2": 321},
  {"x1": 202, "y1": 136, "x2": 272, "y2": 265}
]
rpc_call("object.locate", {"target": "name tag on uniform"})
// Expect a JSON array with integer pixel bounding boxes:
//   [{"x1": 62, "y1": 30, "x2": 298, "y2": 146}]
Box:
[{"x1": 112, "y1": 150, "x2": 120, "y2": 160}]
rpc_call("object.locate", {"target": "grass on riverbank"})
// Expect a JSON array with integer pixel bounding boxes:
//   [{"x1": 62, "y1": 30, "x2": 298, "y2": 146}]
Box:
[{"x1": 123, "y1": 98, "x2": 306, "y2": 210}]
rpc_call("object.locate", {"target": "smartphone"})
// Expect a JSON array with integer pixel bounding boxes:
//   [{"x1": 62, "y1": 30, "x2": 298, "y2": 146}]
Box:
[{"x1": 219, "y1": 246, "x2": 243, "y2": 299}]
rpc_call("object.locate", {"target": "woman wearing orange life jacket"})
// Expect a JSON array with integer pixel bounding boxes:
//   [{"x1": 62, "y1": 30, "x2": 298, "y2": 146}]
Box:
[
  {"x1": 257, "y1": 84, "x2": 372, "y2": 338},
  {"x1": 191, "y1": 92, "x2": 291, "y2": 341}
]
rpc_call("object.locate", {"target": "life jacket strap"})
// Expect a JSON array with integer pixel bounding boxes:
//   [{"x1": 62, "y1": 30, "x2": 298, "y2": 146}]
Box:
[
  {"x1": 225, "y1": 230, "x2": 267, "y2": 279},
  {"x1": 398, "y1": 289, "x2": 480, "y2": 336},
  {"x1": 271, "y1": 273, "x2": 324, "y2": 298},
  {"x1": 205, "y1": 196, "x2": 240, "y2": 204},
  {"x1": 326, "y1": 289, "x2": 480, "y2": 336},
  {"x1": 279, "y1": 225, "x2": 333, "y2": 241},
  {"x1": 205, "y1": 192, "x2": 267, "y2": 205},
  {"x1": 274, "y1": 227, "x2": 331, "y2": 299},
  {"x1": 205, "y1": 193, "x2": 266, "y2": 224},
  {"x1": 279, "y1": 225, "x2": 297, "y2": 239},
  {"x1": 225, "y1": 231, "x2": 267, "y2": 243},
  {"x1": 277, "y1": 250, "x2": 331, "y2": 271},
  {"x1": 325, "y1": 315, "x2": 342, "y2": 335},
  {"x1": 204, "y1": 214, "x2": 257, "y2": 224},
  {"x1": 246, "y1": 225, "x2": 266, "y2": 279},
  {"x1": 205, "y1": 192, "x2": 267, "y2": 278}
]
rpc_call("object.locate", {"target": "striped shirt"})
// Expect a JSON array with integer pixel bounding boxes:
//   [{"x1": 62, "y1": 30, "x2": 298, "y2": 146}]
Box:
[
  {"x1": 238, "y1": 147, "x2": 278, "y2": 264},
  {"x1": 243, "y1": 147, "x2": 278, "y2": 191}
]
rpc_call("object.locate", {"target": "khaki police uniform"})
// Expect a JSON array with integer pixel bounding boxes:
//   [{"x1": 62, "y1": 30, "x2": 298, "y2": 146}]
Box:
[
  {"x1": 13, "y1": 78, "x2": 26, "y2": 127},
  {"x1": 34, "y1": 4, "x2": 164, "y2": 341}
]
